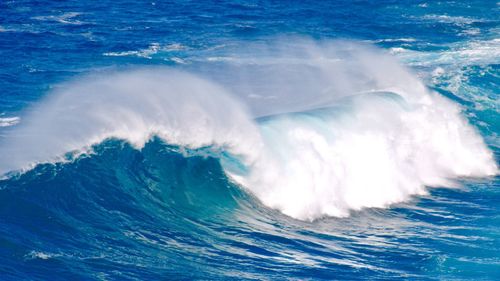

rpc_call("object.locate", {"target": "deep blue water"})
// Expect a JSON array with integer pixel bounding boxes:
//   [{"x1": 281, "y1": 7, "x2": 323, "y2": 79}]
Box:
[{"x1": 1, "y1": 1, "x2": 499, "y2": 280}]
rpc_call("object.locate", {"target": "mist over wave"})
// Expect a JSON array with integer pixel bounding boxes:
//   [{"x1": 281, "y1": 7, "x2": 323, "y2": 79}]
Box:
[{"x1": 0, "y1": 39, "x2": 496, "y2": 220}]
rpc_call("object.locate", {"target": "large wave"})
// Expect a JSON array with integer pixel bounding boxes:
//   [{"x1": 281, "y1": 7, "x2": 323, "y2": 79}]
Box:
[{"x1": 0, "y1": 40, "x2": 496, "y2": 220}]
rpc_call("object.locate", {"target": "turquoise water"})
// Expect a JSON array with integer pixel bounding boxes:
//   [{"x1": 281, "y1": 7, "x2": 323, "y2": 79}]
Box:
[{"x1": 0, "y1": 1, "x2": 499, "y2": 280}]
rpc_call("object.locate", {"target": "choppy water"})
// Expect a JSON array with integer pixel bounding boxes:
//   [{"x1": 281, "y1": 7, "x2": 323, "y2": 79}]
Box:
[{"x1": 0, "y1": 1, "x2": 499, "y2": 280}]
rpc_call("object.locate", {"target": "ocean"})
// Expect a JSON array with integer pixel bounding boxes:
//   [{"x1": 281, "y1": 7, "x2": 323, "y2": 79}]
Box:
[{"x1": 0, "y1": 0, "x2": 499, "y2": 280}]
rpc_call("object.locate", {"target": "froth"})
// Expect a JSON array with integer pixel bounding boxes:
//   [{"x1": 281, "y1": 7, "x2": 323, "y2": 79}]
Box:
[{"x1": 230, "y1": 93, "x2": 497, "y2": 220}]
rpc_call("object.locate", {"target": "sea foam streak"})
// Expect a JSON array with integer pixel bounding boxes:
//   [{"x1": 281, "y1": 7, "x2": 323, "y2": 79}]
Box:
[{"x1": 0, "y1": 40, "x2": 496, "y2": 220}]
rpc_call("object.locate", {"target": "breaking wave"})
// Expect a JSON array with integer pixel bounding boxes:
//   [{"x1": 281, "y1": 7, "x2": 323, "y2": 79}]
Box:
[{"x1": 0, "y1": 40, "x2": 496, "y2": 220}]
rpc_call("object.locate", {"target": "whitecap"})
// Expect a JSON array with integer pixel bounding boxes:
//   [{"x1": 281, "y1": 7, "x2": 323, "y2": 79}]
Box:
[
  {"x1": 0, "y1": 117, "x2": 20, "y2": 127},
  {"x1": 25, "y1": 251, "x2": 58, "y2": 260},
  {"x1": 103, "y1": 43, "x2": 186, "y2": 59},
  {"x1": 421, "y1": 14, "x2": 485, "y2": 25},
  {"x1": 32, "y1": 12, "x2": 85, "y2": 25}
]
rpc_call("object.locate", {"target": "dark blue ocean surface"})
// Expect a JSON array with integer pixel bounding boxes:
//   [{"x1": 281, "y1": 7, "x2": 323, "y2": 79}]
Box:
[{"x1": 0, "y1": 1, "x2": 499, "y2": 280}]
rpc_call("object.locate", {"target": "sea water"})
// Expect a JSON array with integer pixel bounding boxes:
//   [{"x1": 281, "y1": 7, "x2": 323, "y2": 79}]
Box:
[{"x1": 0, "y1": 1, "x2": 499, "y2": 280}]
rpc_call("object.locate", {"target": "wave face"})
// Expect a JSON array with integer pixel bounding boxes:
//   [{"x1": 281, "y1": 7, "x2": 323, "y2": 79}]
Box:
[
  {"x1": 1, "y1": 140, "x2": 259, "y2": 279},
  {"x1": 1, "y1": 135, "x2": 498, "y2": 280},
  {"x1": 1, "y1": 0, "x2": 499, "y2": 279},
  {"x1": 0, "y1": 43, "x2": 496, "y2": 221}
]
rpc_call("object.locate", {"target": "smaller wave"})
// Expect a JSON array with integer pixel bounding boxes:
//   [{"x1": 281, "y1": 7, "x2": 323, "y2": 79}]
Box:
[
  {"x1": 390, "y1": 39, "x2": 499, "y2": 112},
  {"x1": 0, "y1": 117, "x2": 20, "y2": 127},
  {"x1": 32, "y1": 12, "x2": 85, "y2": 25},
  {"x1": 24, "y1": 251, "x2": 59, "y2": 260},
  {"x1": 103, "y1": 43, "x2": 185, "y2": 59},
  {"x1": 0, "y1": 25, "x2": 32, "y2": 34},
  {"x1": 170, "y1": 57, "x2": 187, "y2": 64},
  {"x1": 420, "y1": 14, "x2": 486, "y2": 26},
  {"x1": 460, "y1": 28, "x2": 481, "y2": 36},
  {"x1": 370, "y1": 38, "x2": 417, "y2": 43},
  {"x1": 390, "y1": 39, "x2": 500, "y2": 66}
]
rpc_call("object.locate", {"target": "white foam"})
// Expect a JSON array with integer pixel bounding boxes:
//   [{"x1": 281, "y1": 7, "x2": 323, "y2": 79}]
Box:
[{"x1": 231, "y1": 92, "x2": 497, "y2": 220}]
